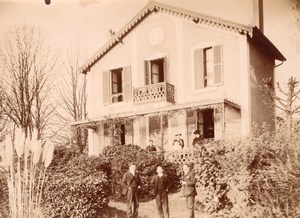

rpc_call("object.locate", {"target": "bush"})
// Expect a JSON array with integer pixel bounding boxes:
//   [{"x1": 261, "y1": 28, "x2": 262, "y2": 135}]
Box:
[
  {"x1": 49, "y1": 145, "x2": 79, "y2": 168},
  {"x1": 194, "y1": 123, "x2": 300, "y2": 218},
  {"x1": 42, "y1": 150, "x2": 111, "y2": 218},
  {"x1": 102, "y1": 144, "x2": 181, "y2": 202},
  {"x1": 0, "y1": 167, "x2": 9, "y2": 217},
  {"x1": 192, "y1": 140, "x2": 232, "y2": 213}
]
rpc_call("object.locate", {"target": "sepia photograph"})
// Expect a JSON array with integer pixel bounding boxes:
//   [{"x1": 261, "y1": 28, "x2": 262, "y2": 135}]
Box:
[{"x1": 0, "y1": 0, "x2": 300, "y2": 217}]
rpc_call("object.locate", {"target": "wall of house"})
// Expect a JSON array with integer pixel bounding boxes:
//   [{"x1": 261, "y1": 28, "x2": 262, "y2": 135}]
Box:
[
  {"x1": 249, "y1": 41, "x2": 275, "y2": 131},
  {"x1": 224, "y1": 104, "x2": 242, "y2": 138},
  {"x1": 85, "y1": 12, "x2": 250, "y2": 153},
  {"x1": 87, "y1": 12, "x2": 245, "y2": 118},
  {"x1": 181, "y1": 19, "x2": 242, "y2": 105}
]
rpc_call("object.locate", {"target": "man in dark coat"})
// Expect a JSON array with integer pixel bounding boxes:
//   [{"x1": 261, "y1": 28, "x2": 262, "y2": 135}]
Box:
[
  {"x1": 182, "y1": 163, "x2": 197, "y2": 218},
  {"x1": 151, "y1": 166, "x2": 170, "y2": 218},
  {"x1": 146, "y1": 139, "x2": 157, "y2": 152},
  {"x1": 121, "y1": 163, "x2": 142, "y2": 218}
]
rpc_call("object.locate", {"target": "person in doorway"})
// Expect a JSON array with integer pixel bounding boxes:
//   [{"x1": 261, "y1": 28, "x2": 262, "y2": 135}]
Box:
[
  {"x1": 151, "y1": 166, "x2": 170, "y2": 218},
  {"x1": 146, "y1": 139, "x2": 157, "y2": 152},
  {"x1": 181, "y1": 163, "x2": 197, "y2": 218},
  {"x1": 121, "y1": 163, "x2": 142, "y2": 218},
  {"x1": 172, "y1": 133, "x2": 184, "y2": 149},
  {"x1": 192, "y1": 129, "x2": 204, "y2": 148}
]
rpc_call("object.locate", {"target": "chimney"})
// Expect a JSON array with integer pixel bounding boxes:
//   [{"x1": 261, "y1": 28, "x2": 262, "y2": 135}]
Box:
[{"x1": 252, "y1": 0, "x2": 264, "y2": 32}]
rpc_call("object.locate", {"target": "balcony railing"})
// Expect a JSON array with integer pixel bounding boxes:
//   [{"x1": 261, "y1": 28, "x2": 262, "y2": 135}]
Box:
[{"x1": 133, "y1": 82, "x2": 175, "y2": 104}]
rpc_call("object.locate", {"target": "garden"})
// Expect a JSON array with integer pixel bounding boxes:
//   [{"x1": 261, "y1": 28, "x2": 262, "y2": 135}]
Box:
[{"x1": 0, "y1": 123, "x2": 300, "y2": 218}]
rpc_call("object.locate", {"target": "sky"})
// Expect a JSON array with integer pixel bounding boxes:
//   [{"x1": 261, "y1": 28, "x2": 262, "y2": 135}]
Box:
[{"x1": 0, "y1": 0, "x2": 300, "y2": 85}]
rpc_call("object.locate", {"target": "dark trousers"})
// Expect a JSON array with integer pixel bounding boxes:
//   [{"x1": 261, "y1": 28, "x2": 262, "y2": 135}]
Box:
[
  {"x1": 155, "y1": 191, "x2": 170, "y2": 218},
  {"x1": 126, "y1": 189, "x2": 139, "y2": 218},
  {"x1": 186, "y1": 195, "x2": 195, "y2": 218}
]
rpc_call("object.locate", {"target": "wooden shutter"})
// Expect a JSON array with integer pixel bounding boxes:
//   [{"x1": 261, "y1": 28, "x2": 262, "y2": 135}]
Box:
[
  {"x1": 194, "y1": 49, "x2": 204, "y2": 89},
  {"x1": 123, "y1": 66, "x2": 132, "y2": 101},
  {"x1": 163, "y1": 56, "x2": 168, "y2": 82},
  {"x1": 102, "y1": 71, "x2": 110, "y2": 105},
  {"x1": 213, "y1": 45, "x2": 222, "y2": 84},
  {"x1": 144, "y1": 61, "x2": 150, "y2": 85}
]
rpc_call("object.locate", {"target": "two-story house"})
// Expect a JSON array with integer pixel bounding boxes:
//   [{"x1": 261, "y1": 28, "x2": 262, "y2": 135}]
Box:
[{"x1": 71, "y1": 1, "x2": 285, "y2": 156}]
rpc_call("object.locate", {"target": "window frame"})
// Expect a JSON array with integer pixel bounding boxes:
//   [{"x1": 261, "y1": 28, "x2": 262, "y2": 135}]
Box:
[
  {"x1": 192, "y1": 43, "x2": 223, "y2": 91},
  {"x1": 145, "y1": 55, "x2": 167, "y2": 85},
  {"x1": 110, "y1": 68, "x2": 124, "y2": 103}
]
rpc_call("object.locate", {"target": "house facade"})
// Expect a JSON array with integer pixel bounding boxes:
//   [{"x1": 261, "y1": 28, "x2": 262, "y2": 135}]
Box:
[{"x1": 72, "y1": 2, "x2": 285, "y2": 156}]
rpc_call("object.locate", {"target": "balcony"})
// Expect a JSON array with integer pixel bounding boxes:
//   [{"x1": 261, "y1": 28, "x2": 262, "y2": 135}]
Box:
[{"x1": 133, "y1": 82, "x2": 175, "y2": 104}]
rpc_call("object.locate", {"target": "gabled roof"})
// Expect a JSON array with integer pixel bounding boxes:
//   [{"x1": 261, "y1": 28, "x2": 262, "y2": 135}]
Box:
[{"x1": 80, "y1": 1, "x2": 285, "y2": 74}]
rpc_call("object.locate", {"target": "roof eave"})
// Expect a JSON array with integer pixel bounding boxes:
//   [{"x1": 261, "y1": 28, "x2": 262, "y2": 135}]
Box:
[
  {"x1": 79, "y1": 1, "x2": 252, "y2": 74},
  {"x1": 248, "y1": 26, "x2": 286, "y2": 62}
]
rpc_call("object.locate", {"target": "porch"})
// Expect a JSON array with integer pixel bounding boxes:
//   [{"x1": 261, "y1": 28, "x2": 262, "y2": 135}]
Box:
[{"x1": 70, "y1": 100, "x2": 241, "y2": 157}]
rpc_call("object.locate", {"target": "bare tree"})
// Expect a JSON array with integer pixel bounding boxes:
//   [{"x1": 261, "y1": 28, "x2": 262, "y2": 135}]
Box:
[
  {"x1": 0, "y1": 87, "x2": 8, "y2": 142},
  {"x1": 55, "y1": 47, "x2": 87, "y2": 153},
  {"x1": 260, "y1": 76, "x2": 300, "y2": 138},
  {"x1": 0, "y1": 24, "x2": 56, "y2": 138}
]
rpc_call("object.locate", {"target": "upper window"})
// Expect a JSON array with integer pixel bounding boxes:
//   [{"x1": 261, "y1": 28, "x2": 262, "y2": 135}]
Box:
[
  {"x1": 145, "y1": 57, "x2": 166, "y2": 85},
  {"x1": 194, "y1": 45, "x2": 223, "y2": 89},
  {"x1": 102, "y1": 66, "x2": 132, "y2": 105},
  {"x1": 111, "y1": 68, "x2": 123, "y2": 103}
]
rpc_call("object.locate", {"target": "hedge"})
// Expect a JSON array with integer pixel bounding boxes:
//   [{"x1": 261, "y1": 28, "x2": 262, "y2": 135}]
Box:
[
  {"x1": 193, "y1": 124, "x2": 300, "y2": 217},
  {"x1": 42, "y1": 149, "x2": 111, "y2": 218},
  {"x1": 102, "y1": 143, "x2": 181, "y2": 202}
]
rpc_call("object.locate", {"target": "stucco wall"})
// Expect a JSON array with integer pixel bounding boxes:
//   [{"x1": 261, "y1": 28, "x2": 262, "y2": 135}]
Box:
[
  {"x1": 224, "y1": 105, "x2": 241, "y2": 138},
  {"x1": 249, "y1": 41, "x2": 275, "y2": 131},
  {"x1": 86, "y1": 12, "x2": 245, "y2": 120}
]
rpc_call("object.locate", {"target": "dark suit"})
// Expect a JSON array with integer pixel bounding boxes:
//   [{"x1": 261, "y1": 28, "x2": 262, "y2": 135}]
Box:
[
  {"x1": 182, "y1": 171, "x2": 197, "y2": 218},
  {"x1": 146, "y1": 145, "x2": 157, "y2": 152},
  {"x1": 121, "y1": 171, "x2": 142, "y2": 218},
  {"x1": 151, "y1": 174, "x2": 170, "y2": 218}
]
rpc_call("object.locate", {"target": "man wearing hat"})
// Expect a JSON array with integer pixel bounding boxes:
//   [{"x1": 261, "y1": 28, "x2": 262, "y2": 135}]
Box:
[
  {"x1": 192, "y1": 129, "x2": 203, "y2": 148},
  {"x1": 172, "y1": 133, "x2": 184, "y2": 149},
  {"x1": 121, "y1": 163, "x2": 142, "y2": 218}
]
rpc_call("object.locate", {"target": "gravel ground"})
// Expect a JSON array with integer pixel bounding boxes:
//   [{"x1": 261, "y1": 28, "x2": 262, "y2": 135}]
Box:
[{"x1": 109, "y1": 192, "x2": 211, "y2": 218}]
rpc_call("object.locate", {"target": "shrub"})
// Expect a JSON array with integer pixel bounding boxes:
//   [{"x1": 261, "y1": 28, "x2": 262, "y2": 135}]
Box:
[
  {"x1": 42, "y1": 152, "x2": 111, "y2": 218},
  {"x1": 49, "y1": 145, "x2": 79, "y2": 168},
  {"x1": 194, "y1": 123, "x2": 300, "y2": 218},
  {"x1": 244, "y1": 124, "x2": 300, "y2": 218},
  {"x1": 193, "y1": 140, "x2": 232, "y2": 213},
  {"x1": 0, "y1": 167, "x2": 9, "y2": 217},
  {"x1": 102, "y1": 144, "x2": 181, "y2": 202}
]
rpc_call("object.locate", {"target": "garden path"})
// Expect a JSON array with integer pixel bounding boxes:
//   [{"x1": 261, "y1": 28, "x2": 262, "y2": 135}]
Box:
[{"x1": 109, "y1": 192, "x2": 211, "y2": 218}]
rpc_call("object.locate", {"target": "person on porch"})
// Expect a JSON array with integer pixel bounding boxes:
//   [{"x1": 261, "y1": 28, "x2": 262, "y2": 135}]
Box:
[
  {"x1": 192, "y1": 129, "x2": 204, "y2": 148},
  {"x1": 172, "y1": 133, "x2": 184, "y2": 150},
  {"x1": 146, "y1": 139, "x2": 157, "y2": 152}
]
